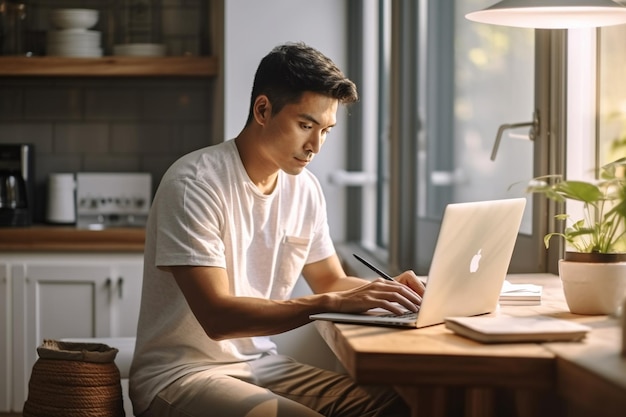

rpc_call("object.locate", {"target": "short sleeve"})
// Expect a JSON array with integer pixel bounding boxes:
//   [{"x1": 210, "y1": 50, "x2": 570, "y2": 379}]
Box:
[{"x1": 153, "y1": 177, "x2": 227, "y2": 268}]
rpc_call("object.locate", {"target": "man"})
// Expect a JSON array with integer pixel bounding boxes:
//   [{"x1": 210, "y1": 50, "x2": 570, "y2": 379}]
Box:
[{"x1": 130, "y1": 42, "x2": 425, "y2": 417}]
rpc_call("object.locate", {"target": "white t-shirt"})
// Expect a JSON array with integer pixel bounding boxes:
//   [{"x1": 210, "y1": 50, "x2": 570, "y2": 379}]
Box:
[{"x1": 129, "y1": 139, "x2": 335, "y2": 414}]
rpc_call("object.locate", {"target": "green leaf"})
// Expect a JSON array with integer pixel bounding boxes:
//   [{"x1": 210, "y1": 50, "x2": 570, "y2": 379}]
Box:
[
  {"x1": 526, "y1": 164, "x2": 626, "y2": 254},
  {"x1": 601, "y1": 157, "x2": 626, "y2": 179},
  {"x1": 554, "y1": 181, "x2": 603, "y2": 204}
]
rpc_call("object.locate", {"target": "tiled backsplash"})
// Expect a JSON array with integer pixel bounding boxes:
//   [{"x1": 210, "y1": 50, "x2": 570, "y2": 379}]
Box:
[{"x1": 0, "y1": 78, "x2": 215, "y2": 223}]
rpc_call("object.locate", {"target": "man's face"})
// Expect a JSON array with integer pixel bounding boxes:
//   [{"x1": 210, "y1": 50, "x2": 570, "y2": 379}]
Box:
[{"x1": 259, "y1": 91, "x2": 338, "y2": 175}]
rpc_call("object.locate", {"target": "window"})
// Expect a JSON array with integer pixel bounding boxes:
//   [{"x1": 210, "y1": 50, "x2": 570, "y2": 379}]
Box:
[{"x1": 347, "y1": 0, "x2": 537, "y2": 274}]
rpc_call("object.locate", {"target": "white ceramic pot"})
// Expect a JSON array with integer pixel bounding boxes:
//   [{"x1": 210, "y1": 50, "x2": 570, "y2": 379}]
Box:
[{"x1": 559, "y1": 257, "x2": 626, "y2": 315}]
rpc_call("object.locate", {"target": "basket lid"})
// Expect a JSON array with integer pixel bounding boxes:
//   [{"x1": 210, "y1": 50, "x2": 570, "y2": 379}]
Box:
[{"x1": 36, "y1": 339, "x2": 119, "y2": 363}]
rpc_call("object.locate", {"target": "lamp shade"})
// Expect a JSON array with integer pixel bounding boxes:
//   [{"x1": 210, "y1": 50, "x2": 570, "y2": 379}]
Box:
[{"x1": 465, "y1": 0, "x2": 626, "y2": 28}]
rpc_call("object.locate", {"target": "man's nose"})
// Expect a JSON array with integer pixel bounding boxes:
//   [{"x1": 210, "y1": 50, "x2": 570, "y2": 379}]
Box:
[{"x1": 307, "y1": 132, "x2": 324, "y2": 154}]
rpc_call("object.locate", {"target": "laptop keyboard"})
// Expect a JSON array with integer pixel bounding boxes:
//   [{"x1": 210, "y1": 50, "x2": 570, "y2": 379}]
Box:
[{"x1": 379, "y1": 308, "x2": 419, "y2": 320}]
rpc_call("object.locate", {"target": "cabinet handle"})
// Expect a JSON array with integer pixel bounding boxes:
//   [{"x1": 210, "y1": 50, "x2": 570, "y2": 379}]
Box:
[
  {"x1": 105, "y1": 278, "x2": 113, "y2": 301},
  {"x1": 117, "y1": 277, "x2": 124, "y2": 299}
]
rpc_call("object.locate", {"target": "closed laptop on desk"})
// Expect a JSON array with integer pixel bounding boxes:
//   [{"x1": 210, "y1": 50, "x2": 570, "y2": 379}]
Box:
[{"x1": 310, "y1": 198, "x2": 526, "y2": 328}]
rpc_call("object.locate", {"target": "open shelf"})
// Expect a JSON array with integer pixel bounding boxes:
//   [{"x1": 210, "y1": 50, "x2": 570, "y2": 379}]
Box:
[{"x1": 0, "y1": 56, "x2": 219, "y2": 77}]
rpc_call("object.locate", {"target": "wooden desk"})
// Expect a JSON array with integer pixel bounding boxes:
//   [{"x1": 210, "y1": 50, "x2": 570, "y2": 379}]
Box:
[
  {"x1": 314, "y1": 273, "x2": 626, "y2": 417},
  {"x1": 545, "y1": 315, "x2": 625, "y2": 417}
]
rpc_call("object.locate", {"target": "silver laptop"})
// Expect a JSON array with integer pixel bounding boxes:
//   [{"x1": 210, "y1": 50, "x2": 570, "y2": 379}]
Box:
[{"x1": 310, "y1": 198, "x2": 526, "y2": 328}]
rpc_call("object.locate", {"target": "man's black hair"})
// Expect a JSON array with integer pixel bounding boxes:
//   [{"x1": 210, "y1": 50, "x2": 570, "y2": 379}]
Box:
[{"x1": 245, "y1": 42, "x2": 358, "y2": 125}]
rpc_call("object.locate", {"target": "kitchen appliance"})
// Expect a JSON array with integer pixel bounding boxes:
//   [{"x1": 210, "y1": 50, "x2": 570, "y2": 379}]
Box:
[
  {"x1": 75, "y1": 172, "x2": 151, "y2": 230},
  {"x1": 46, "y1": 173, "x2": 76, "y2": 224},
  {"x1": 0, "y1": 144, "x2": 34, "y2": 227}
]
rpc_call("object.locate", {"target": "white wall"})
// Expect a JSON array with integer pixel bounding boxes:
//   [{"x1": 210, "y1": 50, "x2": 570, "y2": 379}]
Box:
[
  {"x1": 223, "y1": 0, "x2": 350, "y2": 370},
  {"x1": 223, "y1": 0, "x2": 349, "y2": 242},
  {"x1": 567, "y1": 28, "x2": 597, "y2": 223}
]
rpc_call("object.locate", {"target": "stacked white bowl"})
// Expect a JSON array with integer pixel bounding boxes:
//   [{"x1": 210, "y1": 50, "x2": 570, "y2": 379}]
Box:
[
  {"x1": 113, "y1": 43, "x2": 166, "y2": 57},
  {"x1": 47, "y1": 9, "x2": 102, "y2": 57}
]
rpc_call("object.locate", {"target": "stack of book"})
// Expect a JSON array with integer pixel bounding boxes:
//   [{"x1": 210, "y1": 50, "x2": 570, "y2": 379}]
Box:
[{"x1": 499, "y1": 280, "x2": 542, "y2": 306}]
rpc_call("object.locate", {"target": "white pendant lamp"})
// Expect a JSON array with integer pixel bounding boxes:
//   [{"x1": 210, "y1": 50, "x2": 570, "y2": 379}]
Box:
[{"x1": 466, "y1": 0, "x2": 626, "y2": 28}]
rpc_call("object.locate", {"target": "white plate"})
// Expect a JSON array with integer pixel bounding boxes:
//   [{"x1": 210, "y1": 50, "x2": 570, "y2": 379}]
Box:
[
  {"x1": 47, "y1": 47, "x2": 103, "y2": 57},
  {"x1": 113, "y1": 43, "x2": 166, "y2": 57},
  {"x1": 50, "y1": 9, "x2": 99, "y2": 31},
  {"x1": 47, "y1": 30, "x2": 101, "y2": 42},
  {"x1": 47, "y1": 40, "x2": 101, "y2": 49}
]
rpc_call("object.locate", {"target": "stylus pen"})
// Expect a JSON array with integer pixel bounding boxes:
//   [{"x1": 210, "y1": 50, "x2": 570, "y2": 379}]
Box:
[{"x1": 353, "y1": 254, "x2": 395, "y2": 281}]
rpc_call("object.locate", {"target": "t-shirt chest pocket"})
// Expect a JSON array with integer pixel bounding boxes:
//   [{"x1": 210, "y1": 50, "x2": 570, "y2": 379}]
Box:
[{"x1": 271, "y1": 235, "x2": 311, "y2": 299}]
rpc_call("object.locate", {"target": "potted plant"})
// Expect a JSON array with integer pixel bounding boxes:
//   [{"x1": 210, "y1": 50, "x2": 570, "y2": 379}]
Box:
[{"x1": 525, "y1": 157, "x2": 626, "y2": 315}]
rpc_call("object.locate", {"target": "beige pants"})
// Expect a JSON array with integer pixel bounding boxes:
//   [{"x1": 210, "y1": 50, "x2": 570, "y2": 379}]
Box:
[{"x1": 141, "y1": 354, "x2": 408, "y2": 417}]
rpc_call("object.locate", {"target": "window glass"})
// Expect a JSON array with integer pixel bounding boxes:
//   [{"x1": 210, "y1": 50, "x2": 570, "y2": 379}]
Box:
[
  {"x1": 360, "y1": 0, "x2": 534, "y2": 260},
  {"x1": 348, "y1": 0, "x2": 535, "y2": 274},
  {"x1": 453, "y1": 1, "x2": 534, "y2": 209}
]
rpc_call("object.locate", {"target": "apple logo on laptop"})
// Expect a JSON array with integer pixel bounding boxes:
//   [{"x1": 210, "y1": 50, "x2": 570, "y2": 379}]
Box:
[{"x1": 469, "y1": 249, "x2": 482, "y2": 273}]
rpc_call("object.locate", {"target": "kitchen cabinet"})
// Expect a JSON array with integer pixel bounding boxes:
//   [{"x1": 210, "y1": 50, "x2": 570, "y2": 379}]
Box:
[{"x1": 0, "y1": 252, "x2": 143, "y2": 413}]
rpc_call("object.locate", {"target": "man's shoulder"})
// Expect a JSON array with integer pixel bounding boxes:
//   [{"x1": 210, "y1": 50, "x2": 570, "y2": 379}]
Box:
[
  {"x1": 186, "y1": 139, "x2": 235, "y2": 161},
  {"x1": 167, "y1": 140, "x2": 237, "y2": 176}
]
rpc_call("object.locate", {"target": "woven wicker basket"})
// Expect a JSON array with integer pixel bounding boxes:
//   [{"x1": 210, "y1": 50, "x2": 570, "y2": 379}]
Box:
[{"x1": 23, "y1": 339, "x2": 125, "y2": 417}]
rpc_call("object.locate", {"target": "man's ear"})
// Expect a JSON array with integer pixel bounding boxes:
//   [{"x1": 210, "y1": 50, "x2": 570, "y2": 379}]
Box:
[{"x1": 253, "y1": 95, "x2": 272, "y2": 125}]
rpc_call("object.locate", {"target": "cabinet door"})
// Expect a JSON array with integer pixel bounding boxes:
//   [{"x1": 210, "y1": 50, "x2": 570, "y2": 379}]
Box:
[
  {"x1": 12, "y1": 263, "x2": 112, "y2": 412},
  {"x1": 110, "y1": 263, "x2": 143, "y2": 337},
  {"x1": 0, "y1": 264, "x2": 9, "y2": 412}
]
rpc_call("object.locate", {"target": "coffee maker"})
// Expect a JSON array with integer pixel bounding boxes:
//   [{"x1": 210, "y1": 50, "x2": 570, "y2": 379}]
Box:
[{"x1": 0, "y1": 144, "x2": 34, "y2": 226}]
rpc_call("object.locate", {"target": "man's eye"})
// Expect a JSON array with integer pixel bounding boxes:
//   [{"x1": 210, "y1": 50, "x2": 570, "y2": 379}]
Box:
[{"x1": 301, "y1": 124, "x2": 313, "y2": 130}]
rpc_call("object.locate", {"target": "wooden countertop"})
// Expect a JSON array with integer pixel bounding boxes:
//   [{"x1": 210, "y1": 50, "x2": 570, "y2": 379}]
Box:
[{"x1": 0, "y1": 225, "x2": 145, "y2": 252}]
